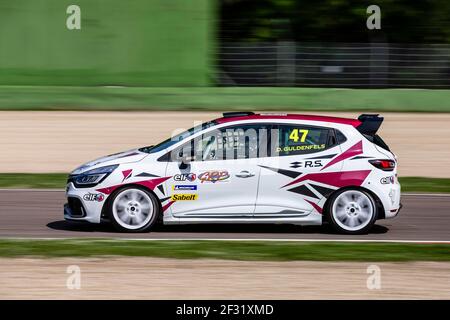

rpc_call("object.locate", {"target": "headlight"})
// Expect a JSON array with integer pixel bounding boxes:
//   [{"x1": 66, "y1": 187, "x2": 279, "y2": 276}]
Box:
[{"x1": 71, "y1": 164, "x2": 118, "y2": 188}]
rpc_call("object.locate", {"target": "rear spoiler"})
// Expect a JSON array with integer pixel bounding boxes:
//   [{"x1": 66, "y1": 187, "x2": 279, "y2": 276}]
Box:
[{"x1": 356, "y1": 114, "x2": 383, "y2": 136}]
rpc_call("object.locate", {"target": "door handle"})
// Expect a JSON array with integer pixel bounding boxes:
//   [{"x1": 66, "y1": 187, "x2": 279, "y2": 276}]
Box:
[{"x1": 235, "y1": 170, "x2": 255, "y2": 178}]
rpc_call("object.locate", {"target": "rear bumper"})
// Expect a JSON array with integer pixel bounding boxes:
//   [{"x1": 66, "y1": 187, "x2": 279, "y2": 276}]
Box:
[{"x1": 385, "y1": 202, "x2": 402, "y2": 219}]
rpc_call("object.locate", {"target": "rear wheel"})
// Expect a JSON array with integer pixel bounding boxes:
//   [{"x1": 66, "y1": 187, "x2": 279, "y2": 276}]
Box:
[
  {"x1": 108, "y1": 186, "x2": 159, "y2": 232},
  {"x1": 327, "y1": 189, "x2": 377, "y2": 234}
]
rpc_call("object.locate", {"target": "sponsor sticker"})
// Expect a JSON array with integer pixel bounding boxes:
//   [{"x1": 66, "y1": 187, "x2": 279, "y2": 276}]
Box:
[
  {"x1": 171, "y1": 194, "x2": 198, "y2": 201},
  {"x1": 380, "y1": 176, "x2": 395, "y2": 184},
  {"x1": 290, "y1": 160, "x2": 323, "y2": 168},
  {"x1": 83, "y1": 193, "x2": 104, "y2": 202},
  {"x1": 198, "y1": 171, "x2": 230, "y2": 183},
  {"x1": 172, "y1": 185, "x2": 197, "y2": 191},
  {"x1": 277, "y1": 144, "x2": 325, "y2": 153},
  {"x1": 174, "y1": 173, "x2": 197, "y2": 182}
]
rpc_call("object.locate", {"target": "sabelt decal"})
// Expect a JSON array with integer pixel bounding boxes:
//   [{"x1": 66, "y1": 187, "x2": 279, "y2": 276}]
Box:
[
  {"x1": 173, "y1": 185, "x2": 197, "y2": 191},
  {"x1": 171, "y1": 194, "x2": 198, "y2": 201},
  {"x1": 198, "y1": 171, "x2": 230, "y2": 183},
  {"x1": 83, "y1": 193, "x2": 104, "y2": 202}
]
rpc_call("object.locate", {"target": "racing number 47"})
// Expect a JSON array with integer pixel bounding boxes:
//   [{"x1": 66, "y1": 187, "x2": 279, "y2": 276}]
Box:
[{"x1": 289, "y1": 129, "x2": 309, "y2": 143}]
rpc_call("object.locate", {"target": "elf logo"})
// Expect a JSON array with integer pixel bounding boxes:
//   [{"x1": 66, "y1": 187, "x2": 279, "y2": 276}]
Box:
[
  {"x1": 83, "y1": 193, "x2": 104, "y2": 202},
  {"x1": 173, "y1": 173, "x2": 196, "y2": 182}
]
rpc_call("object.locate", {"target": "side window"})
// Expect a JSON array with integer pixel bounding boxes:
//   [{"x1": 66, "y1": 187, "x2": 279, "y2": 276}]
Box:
[
  {"x1": 273, "y1": 125, "x2": 332, "y2": 156},
  {"x1": 335, "y1": 129, "x2": 347, "y2": 145},
  {"x1": 171, "y1": 124, "x2": 270, "y2": 161}
]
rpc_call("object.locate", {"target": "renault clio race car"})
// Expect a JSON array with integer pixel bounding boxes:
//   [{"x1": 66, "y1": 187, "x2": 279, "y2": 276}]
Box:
[{"x1": 65, "y1": 112, "x2": 401, "y2": 234}]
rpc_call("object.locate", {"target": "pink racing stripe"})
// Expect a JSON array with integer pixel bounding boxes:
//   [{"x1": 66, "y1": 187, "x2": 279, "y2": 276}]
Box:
[
  {"x1": 321, "y1": 140, "x2": 363, "y2": 171},
  {"x1": 121, "y1": 169, "x2": 133, "y2": 182},
  {"x1": 305, "y1": 199, "x2": 323, "y2": 214},
  {"x1": 96, "y1": 176, "x2": 171, "y2": 195},
  {"x1": 162, "y1": 200, "x2": 175, "y2": 212},
  {"x1": 282, "y1": 170, "x2": 371, "y2": 189}
]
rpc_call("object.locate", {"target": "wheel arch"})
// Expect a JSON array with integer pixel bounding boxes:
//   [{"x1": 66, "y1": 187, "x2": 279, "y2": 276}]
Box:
[
  {"x1": 100, "y1": 183, "x2": 163, "y2": 221},
  {"x1": 322, "y1": 185, "x2": 385, "y2": 221}
]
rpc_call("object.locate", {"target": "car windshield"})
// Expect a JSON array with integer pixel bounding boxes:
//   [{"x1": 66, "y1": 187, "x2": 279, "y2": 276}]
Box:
[{"x1": 139, "y1": 120, "x2": 218, "y2": 154}]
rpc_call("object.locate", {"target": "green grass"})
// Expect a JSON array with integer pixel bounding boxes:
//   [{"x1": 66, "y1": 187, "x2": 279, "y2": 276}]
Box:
[
  {"x1": 1, "y1": 86, "x2": 450, "y2": 112},
  {"x1": 0, "y1": 1, "x2": 212, "y2": 87},
  {"x1": 0, "y1": 174, "x2": 449, "y2": 193},
  {"x1": 0, "y1": 239, "x2": 449, "y2": 261},
  {"x1": 0, "y1": 173, "x2": 67, "y2": 189},
  {"x1": 400, "y1": 177, "x2": 450, "y2": 193}
]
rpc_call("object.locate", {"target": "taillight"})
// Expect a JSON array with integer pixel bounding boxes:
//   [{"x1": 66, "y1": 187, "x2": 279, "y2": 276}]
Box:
[{"x1": 369, "y1": 159, "x2": 396, "y2": 171}]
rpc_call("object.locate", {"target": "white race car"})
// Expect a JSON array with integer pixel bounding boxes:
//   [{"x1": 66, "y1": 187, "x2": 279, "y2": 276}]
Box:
[{"x1": 65, "y1": 112, "x2": 401, "y2": 234}]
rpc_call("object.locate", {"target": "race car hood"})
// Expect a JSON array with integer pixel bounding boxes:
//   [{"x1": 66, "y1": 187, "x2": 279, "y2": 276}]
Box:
[{"x1": 71, "y1": 149, "x2": 147, "y2": 175}]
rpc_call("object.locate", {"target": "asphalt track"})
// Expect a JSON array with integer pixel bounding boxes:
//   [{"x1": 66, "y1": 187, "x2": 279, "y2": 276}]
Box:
[{"x1": 0, "y1": 190, "x2": 449, "y2": 241}]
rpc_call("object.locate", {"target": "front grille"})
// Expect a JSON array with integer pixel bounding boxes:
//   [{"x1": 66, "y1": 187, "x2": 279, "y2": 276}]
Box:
[
  {"x1": 67, "y1": 197, "x2": 86, "y2": 218},
  {"x1": 67, "y1": 175, "x2": 75, "y2": 184}
]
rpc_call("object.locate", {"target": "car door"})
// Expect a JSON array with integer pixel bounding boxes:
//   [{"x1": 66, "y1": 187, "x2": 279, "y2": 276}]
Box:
[
  {"x1": 164, "y1": 123, "x2": 269, "y2": 219},
  {"x1": 255, "y1": 123, "x2": 343, "y2": 217}
]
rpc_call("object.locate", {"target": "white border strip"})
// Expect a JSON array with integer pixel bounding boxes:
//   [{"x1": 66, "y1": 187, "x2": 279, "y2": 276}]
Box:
[
  {"x1": 402, "y1": 193, "x2": 450, "y2": 197},
  {"x1": 2, "y1": 237, "x2": 450, "y2": 244},
  {"x1": 0, "y1": 188, "x2": 63, "y2": 192},
  {"x1": 0, "y1": 189, "x2": 450, "y2": 197}
]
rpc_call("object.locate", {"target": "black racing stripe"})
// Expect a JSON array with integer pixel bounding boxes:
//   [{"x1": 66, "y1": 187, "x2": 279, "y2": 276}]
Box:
[
  {"x1": 308, "y1": 183, "x2": 336, "y2": 198},
  {"x1": 305, "y1": 153, "x2": 337, "y2": 160},
  {"x1": 157, "y1": 184, "x2": 165, "y2": 196},
  {"x1": 159, "y1": 196, "x2": 171, "y2": 202},
  {"x1": 287, "y1": 184, "x2": 319, "y2": 199},
  {"x1": 259, "y1": 165, "x2": 302, "y2": 178},
  {"x1": 136, "y1": 172, "x2": 160, "y2": 177},
  {"x1": 350, "y1": 156, "x2": 373, "y2": 160}
]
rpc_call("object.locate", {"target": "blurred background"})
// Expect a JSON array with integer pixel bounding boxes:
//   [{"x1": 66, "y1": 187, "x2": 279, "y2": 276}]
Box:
[
  {"x1": 2, "y1": 0, "x2": 450, "y2": 88},
  {"x1": 1, "y1": 1, "x2": 450, "y2": 302},
  {"x1": 0, "y1": 0, "x2": 449, "y2": 178}
]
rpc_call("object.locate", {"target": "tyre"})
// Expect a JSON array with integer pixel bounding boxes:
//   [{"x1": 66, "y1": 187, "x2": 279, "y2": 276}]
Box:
[
  {"x1": 326, "y1": 188, "x2": 377, "y2": 234},
  {"x1": 107, "y1": 186, "x2": 160, "y2": 232}
]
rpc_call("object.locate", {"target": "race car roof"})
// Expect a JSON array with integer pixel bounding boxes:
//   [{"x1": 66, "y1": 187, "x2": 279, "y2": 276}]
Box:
[{"x1": 215, "y1": 112, "x2": 362, "y2": 127}]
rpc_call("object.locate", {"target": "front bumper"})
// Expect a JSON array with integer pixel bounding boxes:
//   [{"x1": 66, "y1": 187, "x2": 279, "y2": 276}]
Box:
[{"x1": 64, "y1": 182, "x2": 106, "y2": 224}]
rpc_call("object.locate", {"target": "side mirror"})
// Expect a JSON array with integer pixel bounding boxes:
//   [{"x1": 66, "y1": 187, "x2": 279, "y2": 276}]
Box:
[{"x1": 178, "y1": 154, "x2": 193, "y2": 170}]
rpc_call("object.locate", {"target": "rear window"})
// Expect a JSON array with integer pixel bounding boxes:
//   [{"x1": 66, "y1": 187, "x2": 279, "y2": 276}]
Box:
[{"x1": 364, "y1": 134, "x2": 391, "y2": 151}]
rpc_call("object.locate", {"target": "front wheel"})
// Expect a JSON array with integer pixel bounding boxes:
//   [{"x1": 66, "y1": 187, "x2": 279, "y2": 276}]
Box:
[
  {"x1": 326, "y1": 189, "x2": 377, "y2": 234},
  {"x1": 108, "y1": 186, "x2": 160, "y2": 232}
]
